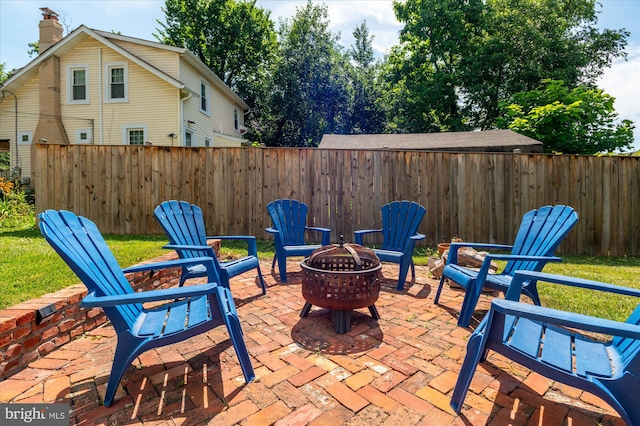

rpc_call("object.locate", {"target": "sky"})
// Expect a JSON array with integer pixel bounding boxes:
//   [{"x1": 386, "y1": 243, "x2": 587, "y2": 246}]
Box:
[{"x1": 1, "y1": 0, "x2": 638, "y2": 150}]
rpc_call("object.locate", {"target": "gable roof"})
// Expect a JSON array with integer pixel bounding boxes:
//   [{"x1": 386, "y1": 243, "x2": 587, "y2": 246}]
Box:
[
  {"x1": 1, "y1": 25, "x2": 249, "y2": 110},
  {"x1": 319, "y1": 130, "x2": 543, "y2": 152}
]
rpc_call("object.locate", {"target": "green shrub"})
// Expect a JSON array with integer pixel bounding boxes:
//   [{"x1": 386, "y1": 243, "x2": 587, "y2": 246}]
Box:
[{"x1": 0, "y1": 178, "x2": 35, "y2": 229}]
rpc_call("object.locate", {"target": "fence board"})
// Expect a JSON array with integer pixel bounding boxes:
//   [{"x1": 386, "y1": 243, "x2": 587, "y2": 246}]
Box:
[{"x1": 33, "y1": 144, "x2": 640, "y2": 256}]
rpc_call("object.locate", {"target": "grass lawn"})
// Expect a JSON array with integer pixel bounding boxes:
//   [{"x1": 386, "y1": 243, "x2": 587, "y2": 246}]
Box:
[{"x1": 2, "y1": 225, "x2": 639, "y2": 322}]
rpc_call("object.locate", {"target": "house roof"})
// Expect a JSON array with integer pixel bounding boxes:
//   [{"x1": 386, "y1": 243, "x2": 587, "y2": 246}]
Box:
[
  {"x1": 319, "y1": 129, "x2": 543, "y2": 151},
  {"x1": 0, "y1": 25, "x2": 249, "y2": 110}
]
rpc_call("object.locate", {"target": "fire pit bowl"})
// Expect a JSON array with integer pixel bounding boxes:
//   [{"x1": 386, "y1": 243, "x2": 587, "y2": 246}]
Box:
[{"x1": 300, "y1": 241, "x2": 382, "y2": 333}]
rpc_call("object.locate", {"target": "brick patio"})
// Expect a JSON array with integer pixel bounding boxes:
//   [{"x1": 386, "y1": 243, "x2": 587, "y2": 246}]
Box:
[{"x1": 0, "y1": 260, "x2": 626, "y2": 425}]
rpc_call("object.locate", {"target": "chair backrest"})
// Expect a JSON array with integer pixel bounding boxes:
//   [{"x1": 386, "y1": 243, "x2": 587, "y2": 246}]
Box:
[
  {"x1": 267, "y1": 199, "x2": 309, "y2": 246},
  {"x1": 379, "y1": 201, "x2": 426, "y2": 252},
  {"x1": 503, "y1": 205, "x2": 578, "y2": 275},
  {"x1": 39, "y1": 210, "x2": 140, "y2": 331},
  {"x1": 154, "y1": 200, "x2": 219, "y2": 263},
  {"x1": 614, "y1": 305, "x2": 640, "y2": 369}
]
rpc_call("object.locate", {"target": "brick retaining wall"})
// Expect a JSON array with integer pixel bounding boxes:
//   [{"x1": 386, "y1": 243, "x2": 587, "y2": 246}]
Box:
[{"x1": 0, "y1": 240, "x2": 221, "y2": 381}]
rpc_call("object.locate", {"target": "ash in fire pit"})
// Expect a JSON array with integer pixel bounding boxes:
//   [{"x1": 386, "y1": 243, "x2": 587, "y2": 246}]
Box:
[{"x1": 300, "y1": 237, "x2": 382, "y2": 333}]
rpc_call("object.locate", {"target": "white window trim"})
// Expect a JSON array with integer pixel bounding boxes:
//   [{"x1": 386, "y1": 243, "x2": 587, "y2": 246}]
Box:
[
  {"x1": 17, "y1": 131, "x2": 32, "y2": 145},
  {"x1": 204, "y1": 135, "x2": 213, "y2": 147},
  {"x1": 200, "y1": 79, "x2": 210, "y2": 116},
  {"x1": 121, "y1": 124, "x2": 148, "y2": 145},
  {"x1": 105, "y1": 62, "x2": 128, "y2": 103},
  {"x1": 66, "y1": 64, "x2": 90, "y2": 104},
  {"x1": 184, "y1": 127, "x2": 195, "y2": 147},
  {"x1": 75, "y1": 128, "x2": 93, "y2": 144}
]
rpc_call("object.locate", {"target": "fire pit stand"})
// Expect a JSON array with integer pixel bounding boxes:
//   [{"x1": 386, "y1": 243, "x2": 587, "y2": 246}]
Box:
[{"x1": 300, "y1": 239, "x2": 382, "y2": 334}]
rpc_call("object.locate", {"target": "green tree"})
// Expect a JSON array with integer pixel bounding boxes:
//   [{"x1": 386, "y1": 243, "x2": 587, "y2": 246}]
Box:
[
  {"x1": 262, "y1": 1, "x2": 350, "y2": 147},
  {"x1": 156, "y1": 0, "x2": 277, "y2": 96},
  {"x1": 497, "y1": 79, "x2": 635, "y2": 154},
  {"x1": 0, "y1": 63, "x2": 10, "y2": 85},
  {"x1": 461, "y1": 0, "x2": 629, "y2": 129},
  {"x1": 348, "y1": 21, "x2": 385, "y2": 135},
  {"x1": 384, "y1": 0, "x2": 629, "y2": 133},
  {"x1": 382, "y1": 0, "x2": 482, "y2": 133}
]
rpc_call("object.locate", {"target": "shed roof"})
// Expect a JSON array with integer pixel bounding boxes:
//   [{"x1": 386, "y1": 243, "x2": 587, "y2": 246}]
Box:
[{"x1": 319, "y1": 129, "x2": 542, "y2": 152}]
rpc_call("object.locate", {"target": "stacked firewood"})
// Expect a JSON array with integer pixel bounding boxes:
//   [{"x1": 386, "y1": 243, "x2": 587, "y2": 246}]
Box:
[{"x1": 429, "y1": 246, "x2": 499, "y2": 279}]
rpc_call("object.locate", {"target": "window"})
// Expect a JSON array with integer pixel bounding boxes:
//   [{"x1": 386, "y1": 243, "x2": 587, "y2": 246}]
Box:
[
  {"x1": 67, "y1": 65, "x2": 89, "y2": 104},
  {"x1": 121, "y1": 124, "x2": 147, "y2": 145},
  {"x1": 184, "y1": 129, "x2": 194, "y2": 147},
  {"x1": 17, "y1": 131, "x2": 32, "y2": 145},
  {"x1": 105, "y1": 63, "x2": 128, "y2": 102},
  {"x1": 234, "y1": 109, "x2": 239, "y2": 131},
  {"x1": 200, "y1": 80, "x2": 209, "y2": 114},
  {"x1": 75, "y1": 129, "x2": 92, "y2": 144},
  {"x1": 204, "y1": 136, "x2": 212, "y2": 147}
]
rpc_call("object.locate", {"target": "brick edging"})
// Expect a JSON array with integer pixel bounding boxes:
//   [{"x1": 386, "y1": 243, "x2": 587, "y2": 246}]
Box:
[{"x1": 0, "y1": 238, "x2": 222, "y2": 381}]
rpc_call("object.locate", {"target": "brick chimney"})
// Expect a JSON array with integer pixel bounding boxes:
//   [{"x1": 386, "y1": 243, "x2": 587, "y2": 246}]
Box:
[
  {"x1": 38, "y1": 8, "x2": 63, "y2": 53},
  {"x1": 32, "y1": 8, "x2": 69, "y2": 183}
]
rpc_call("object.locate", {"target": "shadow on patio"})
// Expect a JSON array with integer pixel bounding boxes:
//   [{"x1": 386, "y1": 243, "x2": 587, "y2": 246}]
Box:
[{"x1": 0, "y1": 261, "x2": 626, "y2": 426}]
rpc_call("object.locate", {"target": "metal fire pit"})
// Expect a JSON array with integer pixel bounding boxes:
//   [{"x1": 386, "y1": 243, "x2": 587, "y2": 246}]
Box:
[{"x1": 300, "y1": 239, "x2": 382, "y2": 333}]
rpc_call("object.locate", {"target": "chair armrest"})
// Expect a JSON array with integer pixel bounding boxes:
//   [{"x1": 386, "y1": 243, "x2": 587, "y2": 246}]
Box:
[
  {"x1": 162, "y1": 244, "x2": 211, "y2": 252},
  {"x1": 207, "y1": 235, "x2": 256, "y2": 242},
  {"x1": 353, "y1": 229, "x2": 382, "y2": 245},
  {"x1": 306, "y1": 226, "x2": 331, "y2": 233},
  {"x1": 81, "y1": 283, "x2": 218, "y2": 308},
  {"x1": 265, "y1": 227, "x2": 279, "y2": 235},
  {"x1": 410, "y1": 233, "x2": 426, "y2": 241},
  {"x1": 447, "y1": 242, "x2": 513, "y2": 265},
  {"x1": 306, "y1": 227, "x2": 331, "y2": 245},
  {"x1": 121, "y1": 256, "x2": 215, "y2": 274},
  {"x1": 492, "y1": 299, "x2": 640, "y2": 340},
  {"x1": 506, "y1": 270, "x2": 640, "y2": 301}
]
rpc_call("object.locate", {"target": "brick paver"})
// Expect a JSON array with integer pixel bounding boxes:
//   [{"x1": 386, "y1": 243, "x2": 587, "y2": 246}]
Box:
[{"x1": 1, "y1": 260, "x2": 626, "y2": 425}]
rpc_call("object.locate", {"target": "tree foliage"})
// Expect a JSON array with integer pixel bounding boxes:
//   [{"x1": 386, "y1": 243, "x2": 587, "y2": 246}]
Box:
[
  {"x1": 156, "y1": 0, "x2": 277, "y2": 96},
  {"x1": 348, "y1": 22, "x2": 385, "y2": 135},
  {"x1": 383, "y1": 0, "x2": 630, "y2": 136},
  {"x1": 497, "y1": 80, "x2": 635, "y2": 154},
  {"x1": 260, "y1": 1, "x2": 351, "y2": 147}
]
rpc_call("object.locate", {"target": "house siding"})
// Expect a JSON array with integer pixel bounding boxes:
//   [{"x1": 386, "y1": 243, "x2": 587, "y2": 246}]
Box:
[
  {"x1": 179, "y1": 61, "x2": 245, "y2": 147},
  {"x1": 1, "y1": 25, "x2": 250, "y2": 179},
  {"x1": 58, "y1": 38, "x2": 180, "y2": 146},
  {"x1": 108, "y1": 39, "x2": 180, "y2": 80},
  {"x1": 0, "y1": 78, "x2": 40, "y2": 178}
]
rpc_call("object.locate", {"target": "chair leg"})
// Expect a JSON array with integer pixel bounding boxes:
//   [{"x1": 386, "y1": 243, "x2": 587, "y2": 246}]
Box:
[
  {"x1": 104, "y1": 334, "x2": 144, "y2": 407},
  {"x1": 256, "y1": 264, "x2": 267, "y2": 295},
  {"x1": 433, "y1": 276, "x2": 447, "y2": 304},
  {"x1": 215, "y1": 286, "x2": 255, "y2": 385},
  {"x1": 271, "y1": 254, "x2": 277, "y2": 270},
  {"x1": 450, "y1": 330, "x2": 486, "y2": 413},
  {"x1": 396, "y1": 259, "x2": 412, "y2": 291},
  {"x1": 458, "y1": 281, "x2": 482, "y2": 328}
]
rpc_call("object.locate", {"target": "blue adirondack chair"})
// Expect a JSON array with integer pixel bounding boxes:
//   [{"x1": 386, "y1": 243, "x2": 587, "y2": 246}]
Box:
[
  {"x1": 154, "y1": 200, "x2": 266, "y2": 295},
  {"x1": 39, "y1": 210, "x2": 255, "y2": 407},
  {"x1": 451, "y1": 270, "x2": 640, "y2": 425},
  {"x1": 354, "y1": 200, "x2": 426, "y2": 291},
  {"x1": 434, "y1": 205, "x2": 578, "y2": 327},
  {"x1": 266, "y1": 199, "x2": 331, "y2": 282}
]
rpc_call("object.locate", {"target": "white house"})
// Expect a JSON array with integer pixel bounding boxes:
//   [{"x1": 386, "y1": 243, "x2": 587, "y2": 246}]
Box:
[{"x1": 0, "y1": 10, "x2": 251, "y2": 181}]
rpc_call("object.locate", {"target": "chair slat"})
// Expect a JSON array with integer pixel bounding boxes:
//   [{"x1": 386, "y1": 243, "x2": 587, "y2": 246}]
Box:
[
  {"x1": 188, "y1": 296, "x2": 210, "y2": 327},
  {"x1": 540, "y1": 326, "x2": 572, "y2": 372},
  {"x1": 139, "y1": 309, "x2": 169, "y2": 337},
  {"x1": 163, "y1": 301, "x2": 189, "y2": 335},
  {"x1": 575, "y1": 335, "x2": 612, "y2": 377},
  {"x1": 509, "y1": 318, "x2": 543, "y2": 357}
]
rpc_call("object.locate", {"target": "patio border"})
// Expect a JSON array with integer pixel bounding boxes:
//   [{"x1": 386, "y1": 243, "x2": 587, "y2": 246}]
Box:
[{"x1": 0, "y1": 241, "x2": 221, "y2": 382}]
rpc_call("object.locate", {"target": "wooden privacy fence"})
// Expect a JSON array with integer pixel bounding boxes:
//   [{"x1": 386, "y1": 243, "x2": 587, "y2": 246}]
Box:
[{"x1": 34, "y1": 144, "x2": 640, "y2": 256}]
